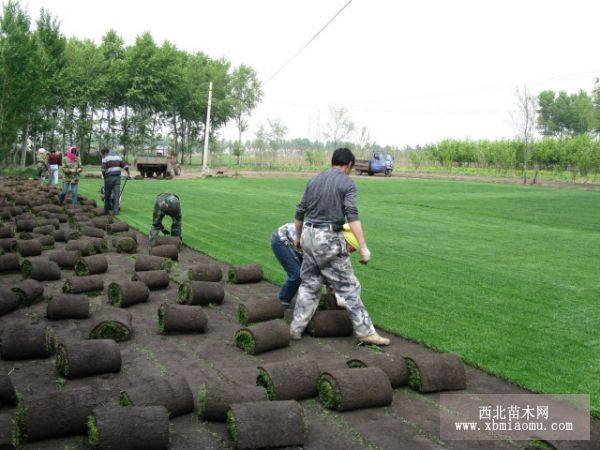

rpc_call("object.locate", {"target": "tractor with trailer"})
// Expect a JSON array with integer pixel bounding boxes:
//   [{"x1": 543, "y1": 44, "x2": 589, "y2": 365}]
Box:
[
  {"x1": 135, "y1": 149, "x2": 181, "y2": 178},
  {"x1": 354, "y1": 151, "x2": 394, "y2": 176}
]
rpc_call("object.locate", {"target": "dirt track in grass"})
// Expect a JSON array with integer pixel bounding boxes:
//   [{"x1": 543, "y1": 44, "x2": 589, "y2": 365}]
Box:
[{"x1": 1, "y1": 227, "x2": 598, "y2": 449}]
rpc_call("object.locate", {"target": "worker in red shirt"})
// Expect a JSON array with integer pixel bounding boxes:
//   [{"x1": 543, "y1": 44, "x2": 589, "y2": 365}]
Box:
[{"x1": 46, "y1": 148, "x2": 62, "y2": 185}]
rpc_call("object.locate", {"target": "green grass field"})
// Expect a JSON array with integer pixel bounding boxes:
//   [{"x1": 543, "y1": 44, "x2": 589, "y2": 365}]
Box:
[{"x1": 79, "y1": 176, "x2": 600, "y2": 415}]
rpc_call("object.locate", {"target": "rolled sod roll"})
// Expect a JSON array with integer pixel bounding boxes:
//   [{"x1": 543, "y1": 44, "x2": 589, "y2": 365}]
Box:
[
  {"x1": 90, "y1": 207, "x2": 107, "y2": 216},
  {"x1": 153, "y1": 235, "x2": 181, "y2": 249},
  {"x1": 81, "y1": 226, "x2": 105, "y2": 239},
  {"x1": 0, "y1": 238, "x2": 15, "y2": 253},
  {"x1": 227, "y1": 400, "x2": 305, "y2": 449},
  {"x1": 149, "y1": 244, "x2": 178, "y2": 261},
  {"x1": 228, "y1": 264, "x2": 263, "y2": 284},
  {"x1": 0, "y1": 226, "x2": 13, "y2": 239},
  {"x1": 347, "y1": 353, "x2": 409, "y2": 388},
  {"x1": 55, "y1": 339, "x2": 121, "y2": 379},
  {"x1": 113, "y1": 236, "x2": 137, "y2": 253},
  {"x1": 318, "y1": 367, "x2": 392, "y2": 411},
  {"x1": 86, "y1": 237, "x2": 109, "y2": 253},
  {"x1": 48, "y1": 250, "x2": 80, "y2": 268},
  {"x1": 0, "y1": 413, "x2": 14, "y2": 449},
  {"x1": 238, "y1": 298, "x2": 284, "y2": 325},
  {"x1": 177, "y1": 281, "x2": 224, "y2": 305},
  {"x1": 0, "y1": 288, "x2": 19, "y2": 317},
  {"x1": 158, "y1": 303, "x2": 207, "y2": 333},
  {"x1": 87, "y1": 405, "x2": 170, "y2": 450},
  {"x1": 15, "y1": 386, "x2": 101, "y2": 442},
  {"x1": 15, "y1": 239, "x2": 41, "y2": 257},
  {"x1": 46, "y1": 294, "x2": 90, "y2": 320},
  {"x1": 63, "y1": 275, "x2": 104, "y2": 294},
  {"x1": 74, "y1": 254, "x2": 108, "y2": 276},
  {"x1": 21, "y1": 259, "x2": 61, "y2": 281},
  {"x1": 91, "y1": 216, "x2": 111, "y2": 229},
  {"x1": 308, "y1": 310, "x2": 353, "y2": 337},
  {"x1": 257, "y1": 358, "x2": 320, "y2": 401},
  {"x1": 120, "y1": 375, "x2": 194, "y2": 417},
  {"x1": 134, "y1": 255, "x2": 173, "y2": 272},
  {"x1": 132, "y1": 270, "x2": 170, "y2": 290},
  {"x1": 107, "y1": 221, "x2": 129, "y2": 234},
  {"x1": 15, "y1": 219, "x2": 35, "y2": 232},
  {"x1": 234, "y1": 320, "x2": 290, "y2": 355},
  {"x1": 113, "y1": 230, "x2": 137, "y2": 242},
  {"x1": 188, "y1": 263, "x2": 222, "y2": 282},
  {"x1": 11, "y1": 279, "x2": 44, "y2": 305},
  {"x1": 35, "y1": 233, "x2": 55, "y2": 248},
  {"x1": 108, "y1": 281, "x2": 149, "y2": 308},
  {"x1": 198, "y1": 379, "x2": 267, "y2": 421},
  {"x1": 85, "y1": 307, "x2": 133, "y2": 342},
  {"x1": 0, "y1": 374, "x2": 16, "y2": 405},
  {"x1": 64, "y1": 229, "x2": 81, "y2": 242},
  {"x1": 0, "y1": 324, "x2": 54, "y2": 360},
  {"x1": 66, "y1": 239, "x2": 96, "y2": 256},
  {"x1": 405, "y1": 353, "x2": 466, "y2": 393},
  {"x1": 52, "y1": 229, "x2": 68, "y2": 242},
  {"x1": 0, "y1": 254, "x2": 20, "y2": 273},
  {"x1": 32, "y1": 224, "x2": 53, "y2": 235}
]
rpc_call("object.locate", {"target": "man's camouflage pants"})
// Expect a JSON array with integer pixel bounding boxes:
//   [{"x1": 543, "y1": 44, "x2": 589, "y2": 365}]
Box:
[{"x1": 290, "y1": 226, "x2": 376, "y2": 338}]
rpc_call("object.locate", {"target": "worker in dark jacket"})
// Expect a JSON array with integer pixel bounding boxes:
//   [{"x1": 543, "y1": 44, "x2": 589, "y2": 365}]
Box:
[
  {"x1": 100, "y1": 146, "x2": 130, "y2": 215},
  {"x1": 149, "y1": 193, "x2": 182, "y2": 246},
  {"x1": 291, "y1": 147, "x2": 389, "y2": 346}
]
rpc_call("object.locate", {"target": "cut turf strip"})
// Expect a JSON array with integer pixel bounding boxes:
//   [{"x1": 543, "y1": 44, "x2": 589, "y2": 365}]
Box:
[
  {"x1": 47, "y1": 250, "x2": 80, "y2": 268},
  {"x1": 234, "y1": 320, "x2": 290, "y2": 355},
  {"x1": 84, "y1": 307, "x2": 133, "y2": 342},
  {"x1": 228, "y1": 264, "x2": 263, "y2": 284},
  {"x1": 11, "y1": 279, "x2": 44, "y2": 305},
  {"x1": 0, "y1": 254, "x2": 20, "y2": 273},
  {"x1": 87, "y1": 405, "x2": 170, "y2": 450},
  {"x1": 75, "y1": 255, "x2": 108, "y2": 277},
  {"x1": 346, "y1": 352, "x2": 409, "y2": 388},
  {"x1": 0, "y1": 324, "x2": 54, "y2": 360},
  {"x1": 198, "y1": 379, "x2": 267, "y2": 422},
  {"x1": 46, "y1": 294, "x2": 90, "y2": 320},
  {"x1": 65, "y1": 239, "x2": 96, "y2": 256},
  {"x1": 0, "y1": 287, "x2": 19, "y2": 317},
  {"x1": 188, "y1": 263, "x2": 222, "y2": 282},
  {"x1": 0, "y1": 374, "x2": 17, "y2": 406},
  {"x1": 307, "y1": 310, "x2": 353, "y2": 337},
  {"x1": 134, "y1": 255, "x2": 173, "y2": 272},
  {"x1": 62, "y1": 275, "x2": 104, "y2": 294},
  {"x1": 119, "y1": 375, "x2": 194, "y2": 417},
  {"x1": 238, "y1": 298, "x2": 284, "y2": 325},
  {"x1": 113, "y1": 236, "x2": 137, "y2": 253},
  {"x1": 107, "y1": 221, "x2": 129, "y2": 234},
  {"x1": 132, "y1": 270, "x2": 170, "y2": 290},
  {"x1": 16, "y1": 386, "x2": 102, "y2": 442},
  {"x1": 227, "y1": 400, "x2": 305, "y2": 449},
  {"x1": 177, "y1": 281, "x2": 224, "y2": 305},
  {"x1": 15, "y1": 239, "x2": 41, "y2": 257},
  {"x1": 55, "y1": 340, "x2": 121, "y2": 379},
  {"x1": 257, "y1": 358, "x2": 320, "y2": 400},
  {"x1": 318, "y1": 367, "x2": 393, "y2": 411},
  {"x1": 21, "y1": 259, "x2": 61, "y2": 281},
  {"x1": 158, "y1": 303, "x2": 207, "y2": 333},
  {"x1": 107, "y1": 281, "x2": 149, "y2": 308},
  {"x1": 404, "y1": 353, "x2": 466, "y2": 393},
  {"x1": 149, "y1": 244, "x2": 179, "y2": 261}
]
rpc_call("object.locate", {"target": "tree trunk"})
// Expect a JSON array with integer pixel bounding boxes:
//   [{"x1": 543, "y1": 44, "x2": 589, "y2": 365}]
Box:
[
  {"x1": 20, "y1": 122, "x2": 30, "y2": 167},
  {"x1": 172, "y1": 114, "x2": 178, "y2": 160}
]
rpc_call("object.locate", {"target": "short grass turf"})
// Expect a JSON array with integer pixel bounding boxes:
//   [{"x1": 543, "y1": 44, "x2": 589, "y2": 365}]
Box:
[{"x1": 78, "y1": 175, "x2": 600, "y2": 415}]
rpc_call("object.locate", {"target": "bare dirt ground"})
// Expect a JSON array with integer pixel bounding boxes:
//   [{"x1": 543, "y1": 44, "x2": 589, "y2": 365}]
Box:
[{"x1": 2, "y1": 224, "x2": 598, "y2": 449}]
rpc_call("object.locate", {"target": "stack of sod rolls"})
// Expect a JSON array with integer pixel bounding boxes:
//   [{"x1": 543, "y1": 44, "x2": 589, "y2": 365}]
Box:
[
  {"x1": 234, "y1": 320, "x2": 290, "y2": 355},
  {"x1": 228, "y1": 264, "x2": 263, "y2": 284},
  {"x1": 227, "y1": 400, "x2": 305, "y2": 449},
  {"x1": 158, "y1": 303, "x2": 207, "y2": 333},
  {"x1": 198, "y1": 379, "x2": 267, "y2": 421},
  {"x1": 84, "y1": 307, "x2": 133, "y2": 342},
  {"x1": 318, "y1": 367, "x2": 393, "y2": 411},
  {"x1": 0, "y1": 324, "x2": 54, "y2": 360},
  {"x1": 87, "y1": 405, "x2": 170, "y2": 450},
  {"x1": 178, "y1": 281, "x2": 224, "y2": 305},
  {"x1": 119, "y1": 375, "x2": 194, "y2": 417},
  {"x1": 238, "y1": 298, "x2": 284, "y2": 325},
  {"x1": 404, "y1": 352, "x2": 466, "y2": 392},
  {"x1": 257, "y1": 358, "x2": 320, "y2": 400},
  {"x1": 55, "y1": 340, "x2": 121, "y2": 379},
  {"x1": 108, "y1": 281, "x2": 150, "y2": 308}
]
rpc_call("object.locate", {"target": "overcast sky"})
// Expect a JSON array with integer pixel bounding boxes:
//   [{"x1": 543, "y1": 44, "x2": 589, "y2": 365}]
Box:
[{"x1": 20, "y1": 0, "x2": 600, "y2": 147}]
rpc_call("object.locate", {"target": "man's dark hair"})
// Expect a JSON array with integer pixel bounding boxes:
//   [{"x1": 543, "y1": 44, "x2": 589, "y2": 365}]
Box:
[
  {"x1": 331, "y1": 148, "x2": 355, "y2": 167},
  {"x1": 100, "y1": 146, "x2": 110, "y2": 155}
]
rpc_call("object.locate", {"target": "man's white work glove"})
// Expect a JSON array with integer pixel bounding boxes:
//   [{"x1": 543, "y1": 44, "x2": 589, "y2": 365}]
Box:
[{"x1": 359, "y1": 246, "x2": 371, "y2": 265}]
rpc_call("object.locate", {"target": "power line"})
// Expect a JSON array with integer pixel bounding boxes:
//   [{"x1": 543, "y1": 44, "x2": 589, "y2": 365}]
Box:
[{"x1": 263, "y1": 0, "x2": 353, "y2": 86}]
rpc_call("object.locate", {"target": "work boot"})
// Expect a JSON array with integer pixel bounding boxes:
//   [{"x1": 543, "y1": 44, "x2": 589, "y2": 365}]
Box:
[{"x1": 358, "y1": 332, "x2": 390, "y2": 346}]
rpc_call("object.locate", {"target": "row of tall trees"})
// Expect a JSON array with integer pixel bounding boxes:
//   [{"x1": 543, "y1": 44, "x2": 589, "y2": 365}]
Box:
[{"x1": 0, "y1": 1, "x2": 262, "y2": 165}]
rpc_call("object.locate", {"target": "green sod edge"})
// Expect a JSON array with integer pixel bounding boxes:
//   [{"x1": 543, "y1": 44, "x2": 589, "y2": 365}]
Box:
[
  {"x1": 55, "y1": 344, "x2": 69, "y2": 377},
  {"x1": 346, "y1": 359, "x2": 367, "y2": 369},
  {"x1": 107, "y1": 283, "x2": 123, "y2": 307},
  {"x1": 21, "y1": 260, "x2": 32, "y2": 278},
  {"x1": 318, "y1": 373, "x2": 342, "y2": 411},
  {"x1": 527, "y1": 440, "x2": 555, "y2": 450},
  {"x1": 227, "y1": 268, "x2": 237, "y2": 283},
  {"x1": 90, "y1": 322, "x2": 130, "y2": 342},
  {"x1": 197, "y1": 384, "x2": 207, "y2": 419},
  {"x1": 14, "y1": 392, "x2": 26, "y2": 444},
  {"x1": 116, "y1": 238, "x2": 136, "y2": 253},
  {"x1": 161, "y1": 259, "x2": 173, "y2": 272},
  {"x1": 158, "y1": 304, "x2": 166, "y2": 333},
  {"x1": 74, "y1": 258, "x2": 89, "y2": 276},
  {"x1": 45, "y1": 327, "x2": 56, "y2": 355},
  {"x1": 238, "y1": 305, "x2": 248, "y2": 325},
  {"x1": 256, "y1": 368, "x2": 276, "y2": 400},
  {"x1": 119, "y1": 391, "x2": 133, "y2": 406},
  {"x1": 87, "y1": 414, "x2": 100, "y2": 447},
  {"x1": 177, "y1": 283, "x2": 192, "y2": 304},
  {"x1": 226, "y1": 410, "x2": 237, "y2": 445},
  {"x1": 234, "y1": 329, "x2": 256, "y2": 354},
  {"x1": 406, "y1": 358, "x2": 422, "y2": 391}
]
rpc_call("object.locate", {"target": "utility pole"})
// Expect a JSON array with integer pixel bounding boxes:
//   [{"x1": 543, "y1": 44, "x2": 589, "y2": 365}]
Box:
[{"x1": 202, "y1": 81, "x2": 213, "y2": 173}]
